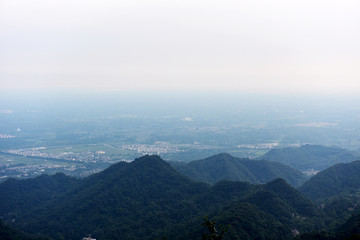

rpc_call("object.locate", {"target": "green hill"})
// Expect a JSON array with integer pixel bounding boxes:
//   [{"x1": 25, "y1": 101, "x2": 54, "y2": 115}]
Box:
[
  {"x1": 263, "y1": 178, "x2": 318, "y2": 217},
  {"x1": 299, "y1": 161, "x2": 360, "y2": 201},
  {"x1": 171, "y1": 153, "x2": 307, "y2": 187},
  {"x1": 260, "y1": 144, "x2": 359, "y2": 171}
]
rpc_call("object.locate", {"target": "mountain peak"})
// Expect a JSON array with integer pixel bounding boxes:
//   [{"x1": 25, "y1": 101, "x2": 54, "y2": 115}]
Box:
[
  {"x1": 130, "y1": 154, "x2": 176, "y2": 173},
  {"x1": 133, "y1": 154, "x2": 165, "y2": 164},
  {"x1": 209, "y1": 152, "x2": 234, "y2": 158},
  {"x1": 264, "y1": 178, "x2": 290, "y2": 188}
]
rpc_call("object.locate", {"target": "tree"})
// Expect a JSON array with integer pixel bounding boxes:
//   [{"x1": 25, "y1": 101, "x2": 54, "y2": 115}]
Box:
[{"x1": 201, "y1": 218, "x2": 229, "y2": 240}]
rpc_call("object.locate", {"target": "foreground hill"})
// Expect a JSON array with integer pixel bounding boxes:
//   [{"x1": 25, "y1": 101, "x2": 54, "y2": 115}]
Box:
[
  {"x1": 299, "y1": 160, "x2": 360, "y2": 200},
  {"x1": 18, "y1": 155, "x2": 209, "y2": 240},
  {"x1": 170, "y1": 153, "x2": 307, "y2": 187},
  {"x1": 260, "y1": 144, "x2": 359, "y2": 171},
  {"x1": 1, "y1": 155, "x2": 321, "y2": 240}
]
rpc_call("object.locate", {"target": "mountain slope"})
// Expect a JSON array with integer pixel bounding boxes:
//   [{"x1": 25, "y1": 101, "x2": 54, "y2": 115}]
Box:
[
  {"x1": 260, "y1": 144, "x2": 359, "y2": 171},
  {"x1": 171, "y1": 153, "x2": 307, "y2": 187},
  {"x1": 263, "y1": 178, "x2": 318, "y2": 217},
  {"x1": 0, "y1": 219, "x2": 49, "y2": 240},
  {"x1": 176, "y1": 202, "x2": 289, "y2": 240},
  {"x1": 0, "y1": 172, "x2": 79, "y2": 219},
  {"x1": 337, "y1": 212, "x2": 360, "y2": 239},
  {"x1": 299, "y1": 161, "x2": 360, "y2": 200},
  {"x1": 172, "y1": 179, "x2": 319, "y2": 240}
]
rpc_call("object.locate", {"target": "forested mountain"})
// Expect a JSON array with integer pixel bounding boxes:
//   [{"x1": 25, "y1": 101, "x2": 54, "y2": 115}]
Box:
[
  {"x1": 170, "y1": 153, "x2": 307, "y2": 187},
  {"x1": 1, "y1": 155, "x2": 322, "y2": 240},
  {"x1": 299, "y1": 161, "x2": 360, "y2": 200},
  {"x1": 260, "y1": 144, "x2": 359, "y2": 171},
  {"x1": 16, "y1": 155, "x2": 209, "y2": 240}
]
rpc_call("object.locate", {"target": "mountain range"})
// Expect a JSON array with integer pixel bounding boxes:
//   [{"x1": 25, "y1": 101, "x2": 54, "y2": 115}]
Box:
[
  {"x1": 1, "y1": 153, "x2": 360, "y2": 239},
  {"x1": 0, "y1": 155, "x2": 320, "y2": 240}
]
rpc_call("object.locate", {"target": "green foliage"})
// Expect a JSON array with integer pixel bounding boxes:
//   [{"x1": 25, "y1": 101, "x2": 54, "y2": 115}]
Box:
[{"x1": 201, "y1": 218, "x2": 229, "y2": 240}]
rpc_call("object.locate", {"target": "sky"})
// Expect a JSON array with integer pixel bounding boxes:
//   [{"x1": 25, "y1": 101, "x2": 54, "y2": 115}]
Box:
[{"x1": 1, "y1": 0, "x2": 359, "y2": 95}]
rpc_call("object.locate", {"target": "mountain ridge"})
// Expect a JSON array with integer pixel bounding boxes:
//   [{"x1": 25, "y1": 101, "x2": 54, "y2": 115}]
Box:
[
  {"x1": 170, "y1": 153, "x2": 307, "y2": 187},
  {"x1": 299, "y1": 160, "x2": 360, "y2": 200}
]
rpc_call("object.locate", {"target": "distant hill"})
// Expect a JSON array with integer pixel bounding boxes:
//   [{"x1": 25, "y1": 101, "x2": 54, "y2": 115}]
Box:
[
  {"x1": 260, "y1": 144, "x2": 359, "y2": 171},
  {"x1": 170, "y1": 153, "x2": 307, "y2": 187},
  {"x1": 0, "y1": 155, "x2": 321, "y2": 240},
  {"x1": 299, "y1": 160, "x2": 360, "y2": 200}
]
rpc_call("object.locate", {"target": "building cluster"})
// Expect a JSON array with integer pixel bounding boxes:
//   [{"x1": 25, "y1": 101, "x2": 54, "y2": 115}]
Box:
[
  {"x1": 119, "y1": 142, "x2": 183, "y2": 155},
  {"x1": 119, "y1": 141, "x2": 219, "y2": 155},
  {"x1": 0, "y1": 162, "x2": 63, "y2": 179},
  {"x1": 237, "y1": 143, "x2": 280, "y2": 149}
]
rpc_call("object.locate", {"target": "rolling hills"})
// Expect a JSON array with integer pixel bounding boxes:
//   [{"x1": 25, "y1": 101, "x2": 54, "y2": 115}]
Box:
[{"x1": 170, "y1": 153, "x2": 307, "y2": 187}]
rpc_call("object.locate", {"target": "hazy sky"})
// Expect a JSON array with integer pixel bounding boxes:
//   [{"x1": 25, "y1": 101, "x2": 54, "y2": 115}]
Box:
[{"x1": 1, "y1": 0, "x2": 359, "y2": 94}]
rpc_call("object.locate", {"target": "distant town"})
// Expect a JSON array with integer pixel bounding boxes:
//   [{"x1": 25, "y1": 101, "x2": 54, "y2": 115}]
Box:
[{"x1": 0, "y1": 142, "x2": 224, "y2": 180}]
